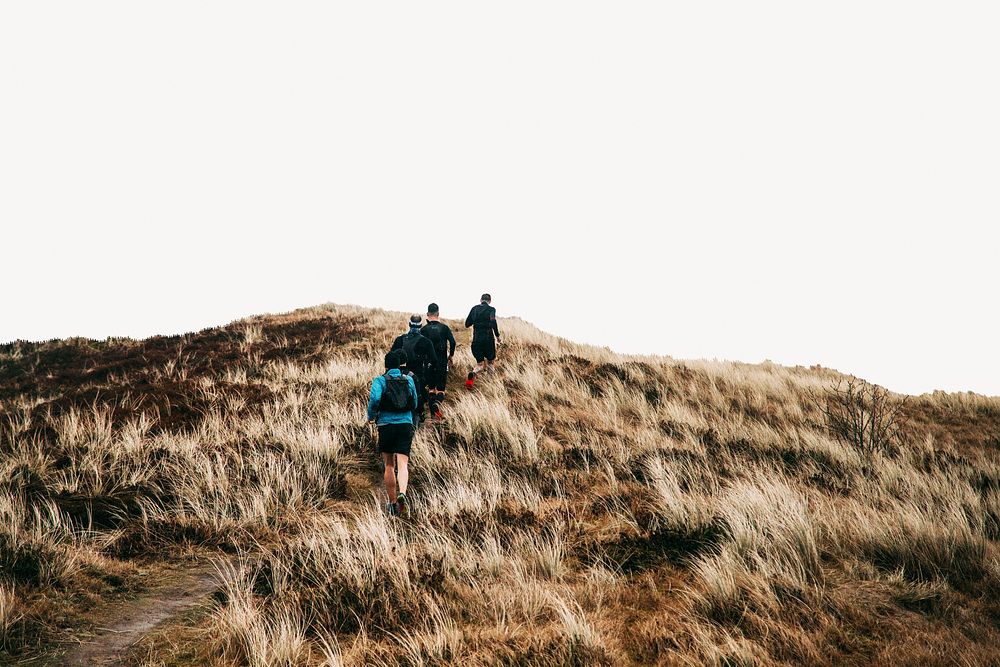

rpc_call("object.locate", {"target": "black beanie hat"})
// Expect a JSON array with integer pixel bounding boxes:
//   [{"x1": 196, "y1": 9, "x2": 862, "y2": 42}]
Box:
[
  {"x1": 384, "y1": 350, "x2": 401, "y2": 369},
  {"x1": 409, "y1": 314, "x2": 422, "y2": 326}
]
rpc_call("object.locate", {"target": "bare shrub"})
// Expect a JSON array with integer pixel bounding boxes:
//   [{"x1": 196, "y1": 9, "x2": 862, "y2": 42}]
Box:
[{"x1": 816, "y1": 378, "x2": 906, "y2": 460}]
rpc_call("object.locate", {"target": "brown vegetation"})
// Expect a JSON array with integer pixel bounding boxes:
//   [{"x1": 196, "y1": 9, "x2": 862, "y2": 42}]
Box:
[{"x1": 2, "y1": 304, "x2": 999, "y2": 665}]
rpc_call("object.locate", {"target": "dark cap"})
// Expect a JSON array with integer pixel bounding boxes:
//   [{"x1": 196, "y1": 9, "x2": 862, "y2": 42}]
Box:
[
  {"x1": 409, "y1": 314, "x2": 422, "y2": 325},
  {"x1": 384, "y1": 350, "x2": 402, "y2": 369}
]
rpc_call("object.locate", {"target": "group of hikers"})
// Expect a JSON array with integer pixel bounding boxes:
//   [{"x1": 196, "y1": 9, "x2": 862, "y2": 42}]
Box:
[{"x1": 366, "y1": 294, "x2": 501, "y2": 517}]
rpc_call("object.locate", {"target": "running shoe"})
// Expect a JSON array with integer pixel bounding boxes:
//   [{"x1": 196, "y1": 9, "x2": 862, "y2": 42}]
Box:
[
  {"x1": 386, "y1": 502, "x2": 399, "y2": 517},
  {"x1": 396, "y1": 492, "x2": 410, "y2": 519},
  {"x1": 465, "y1": 372, "x2": 475, "y2": 390}
]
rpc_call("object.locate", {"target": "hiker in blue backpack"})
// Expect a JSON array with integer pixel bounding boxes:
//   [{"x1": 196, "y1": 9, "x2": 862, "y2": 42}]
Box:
[{"x1": 367, "y1": 350, "x2": 418, "y2": 517}]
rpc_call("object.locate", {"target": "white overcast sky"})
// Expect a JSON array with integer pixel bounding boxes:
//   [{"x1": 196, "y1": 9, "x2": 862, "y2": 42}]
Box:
[{"x1": 2, "y1": 2, "x2": 998, "y2": 396}]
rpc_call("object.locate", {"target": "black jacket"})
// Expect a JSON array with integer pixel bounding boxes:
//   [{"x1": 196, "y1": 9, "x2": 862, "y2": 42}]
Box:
[
  {"x1": 465, "y1": 303, "x2": 500, "y2": 342},
  {"x1": 421, "y1": 320, "x2": 456, "y2": 359},
  {"x1": 391, "y1": 331, "x2": 439, "y2": 380}
]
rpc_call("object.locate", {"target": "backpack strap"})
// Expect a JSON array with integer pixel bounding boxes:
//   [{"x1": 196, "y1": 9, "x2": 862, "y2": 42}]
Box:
[{"x1": 376, "y1": 372, "x2": 398, "y2": 416}]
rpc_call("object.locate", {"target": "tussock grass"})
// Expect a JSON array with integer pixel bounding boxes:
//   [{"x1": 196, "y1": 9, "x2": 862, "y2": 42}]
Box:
[{"x1": 2, "y1": 304, "x2": 1000, "y2": 664}]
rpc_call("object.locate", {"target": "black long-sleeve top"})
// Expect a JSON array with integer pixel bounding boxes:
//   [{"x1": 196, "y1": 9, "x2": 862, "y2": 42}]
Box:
[
  {"x1": 390, "y1": 331, "x2": 439, "y2": 378},
  {"x1": 465, "y1": 303, "x2": 500, "y2": 342},
  {"x1": 421, "y1": 320, "x2": 457, "y2": 359}
]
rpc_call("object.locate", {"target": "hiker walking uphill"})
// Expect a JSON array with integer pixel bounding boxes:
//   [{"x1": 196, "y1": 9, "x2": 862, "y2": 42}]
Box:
[
  {"x1": 367, "y1": 350, "x2": 418, "y2": 518},
  {"x1": 421, "y1": 303, "x2": 456, "y2": 420},
  {"x1": 391, "y1": 315, "x2": 439, "y2": 426},
  {"x1": 465, "y1": 293, "x2": 501, "y2": 389}
]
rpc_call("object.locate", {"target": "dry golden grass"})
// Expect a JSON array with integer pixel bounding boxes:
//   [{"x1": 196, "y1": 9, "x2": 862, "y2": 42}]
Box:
[{"x1": 2, "y1": 303, "x2": 1000, "y2": 665}]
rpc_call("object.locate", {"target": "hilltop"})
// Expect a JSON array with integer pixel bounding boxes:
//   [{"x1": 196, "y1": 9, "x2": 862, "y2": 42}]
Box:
[{"x1": 2, "y1": 304, "x2": 1000, "y2": 666}]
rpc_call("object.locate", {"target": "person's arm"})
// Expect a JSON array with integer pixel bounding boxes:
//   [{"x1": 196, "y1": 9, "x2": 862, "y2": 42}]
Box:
[
  {"x1": 491, "y1": 309, "x2": 500, "y2": 341},
  {"x1": 465, "y1": 307, "x2": 476, "y2": 328},
  {"x1": 423, "y1": 338, "x2": 439, "y2": 374},
  {"x1": 447, "y1": 327, "x2": 456, "y2": 358},
  {"x1": 366, "y1": 377, "x2": 383, "y2": 422}
]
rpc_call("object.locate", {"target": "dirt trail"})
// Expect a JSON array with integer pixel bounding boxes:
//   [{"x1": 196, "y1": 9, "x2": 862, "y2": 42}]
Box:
[
  {"x1": 44, "y1": 560, "x2": 228, "y2": 667},
  {"x1": 38, "y1": 338, "x2": 472, "y2": 666}
]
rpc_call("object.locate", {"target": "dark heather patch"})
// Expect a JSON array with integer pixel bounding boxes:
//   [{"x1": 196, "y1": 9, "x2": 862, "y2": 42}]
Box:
[
  {"x1": 542, "y1": 392, "x2": 574, "y2": 408},
  {"x1": 592, "y1": 362, "x2": 630, "y2": 388},
  {"x1": 587, "y1": 514, "x2": 725, "y2": 574},
  {"x1": 901, "y1": 397, "x2": 1000, "y2": 453},
  {"x1": 627, "y1": 448, "x2": 697, "y2": 484},
  {"x1": 107, "y1": 519, "x2": 244, "y2": 559},
  {"x1": 0, "y1": 315, "x2": 366, "y2": 435},
  {"x1": 643, "y1": 385, "x2": 662, "y2": 407},
  {"x1": 658, "y1": 419, "x2": 683, "y2": 438},
  {"x1": 630, "y1": 360, "x2": 660, "y2": 378},
  {"x1": 2, "y1": 463, "x2": 169, "y2": 531},
  {"x1": 866, "y1": 530, "x2": 990, "y2": 594},
  {"x1": 23, "y1": 379, "x2": 276, "y2": 437},
  {"x1": 894, "y1": 585, "x2": 950, "y2": 618},
  {"x1": 52, "y1": 486, "x2": 159, "y2": 529},
  {"x1": 632, "y1": 525, "x2": 721, "y2": 573},
  {"x1": 562, "y1": 354, "x2": 594, "y2": 376},
  {"x1": 517, "y1": 342, "x2": 553, "y2": 359},
  {"x1": 563, "y1": 445, "x2": 598, "y2": 469},
  {"x1": 502, "y1": 377, "x2": 527, "y2": 395},
  {"x1": 1, "y1": 464, "x2": 48, "y2": 500},
  {"x1": 0, "y1": 533, "x2": 48, "y2": 586},
  {"x1": 0, "y1": 315, "x2": 363, "y2": 400},
  {"x1": 973, "y1": 472, "x2": 1000, "y2": 494},
  {"x1": 806, "y1": 470, "x2": 853, "y2": 496}
]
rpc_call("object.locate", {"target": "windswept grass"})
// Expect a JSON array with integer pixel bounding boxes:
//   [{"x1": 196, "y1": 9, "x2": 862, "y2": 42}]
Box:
[{"x1": 1, "y1": 303, "x2": 999, "y2": 665}]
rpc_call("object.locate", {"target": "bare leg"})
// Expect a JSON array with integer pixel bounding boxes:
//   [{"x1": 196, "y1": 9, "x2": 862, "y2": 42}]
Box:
[
  {"x1": 395, "y1": 454, "x2": 409, "y2": 495},
  {"x1": 382, "y1": 453, "x2": 397, "y2": 502}
]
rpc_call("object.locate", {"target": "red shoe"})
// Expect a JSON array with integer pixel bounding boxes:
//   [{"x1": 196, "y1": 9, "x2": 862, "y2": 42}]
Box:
[
  {"x1": 465, "y1": 372, "x2": 475, "y2": 390},
  {"x1": 433, "y1": 410, "x2": 444, "y2": 421}
]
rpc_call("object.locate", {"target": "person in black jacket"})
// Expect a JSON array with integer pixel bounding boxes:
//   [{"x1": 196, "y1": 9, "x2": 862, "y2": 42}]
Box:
[
  {"x1": 421, "y1": 303, "x2": 456, "y2": 420},
  {"x1": 465, "y1": 293, "x2": 500, "y2": 389},
  {"x1": 391, "y1": 315, "x2": 439, "y2": 425}
]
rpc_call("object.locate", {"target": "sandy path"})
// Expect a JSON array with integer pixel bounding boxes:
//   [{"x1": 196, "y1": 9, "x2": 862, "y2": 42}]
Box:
[
  {"x1": 46, "y1": 560, "x2": 227, "y2": 667},
  {"x1": 37, "y1": 359, "x2": 465, "y2": 665}
]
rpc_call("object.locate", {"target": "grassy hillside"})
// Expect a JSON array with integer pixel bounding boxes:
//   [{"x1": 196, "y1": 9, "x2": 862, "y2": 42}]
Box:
[{"x1": 2, "y1": 304, "x2": 1000, "y2": 666}]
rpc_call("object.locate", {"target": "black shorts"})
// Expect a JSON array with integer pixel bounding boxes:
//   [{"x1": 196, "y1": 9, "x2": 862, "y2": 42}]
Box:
[
  {"x1": 471, "y1": 338, "x2": 496, "y2": 363},
  {"x1": 378, "y1": 423, "x2": 414, "y2": 456}
]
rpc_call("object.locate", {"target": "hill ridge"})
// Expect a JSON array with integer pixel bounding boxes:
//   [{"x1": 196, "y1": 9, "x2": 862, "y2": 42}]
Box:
[{"x1": 2, "y1": 303, "x2": 999, "y2": 665}]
